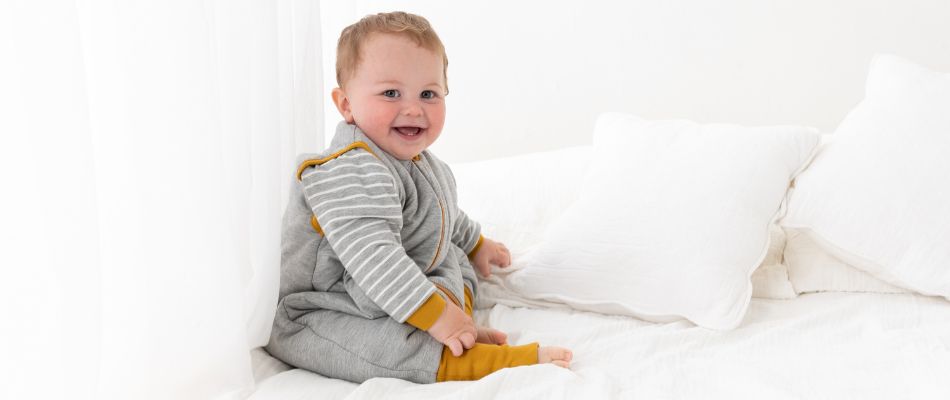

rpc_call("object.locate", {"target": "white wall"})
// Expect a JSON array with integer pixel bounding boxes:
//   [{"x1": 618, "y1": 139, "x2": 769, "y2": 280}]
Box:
[{"x1": 321, "y1": 0, "x2": 950, "y2": 162}]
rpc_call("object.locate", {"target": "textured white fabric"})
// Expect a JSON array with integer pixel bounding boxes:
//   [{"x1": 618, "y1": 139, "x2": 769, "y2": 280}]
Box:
[
  {"x1": 785, "y1": 229, "x2": 909, "y2": 294},
  {"x1": 452, "y1": 146, "x2": 796, "y2": 300},
  {"x1": 251, "y1": 291, "x2": 950, "y2": 400},
  {"x1": 504, "y1": 113, "x2": 819, "y2": 329},
  {"x1": 783, "y1": 54, "x2": 950, "y2": 299},
  {"x1": 750, "y1": 225, "x2": 798, "y2": 299},
  {"x1": 250, "y1": 369, "x2": 357, "y2": 400},
  {"x1": 250, "y1": 348, "x2": 293, "y2": 385},
  {"x1": 452, "y1": 146, "x2": 593, "y2": 258},
  {"x1": 775, "y1": 135, "x2": 901, "y2": 295}
]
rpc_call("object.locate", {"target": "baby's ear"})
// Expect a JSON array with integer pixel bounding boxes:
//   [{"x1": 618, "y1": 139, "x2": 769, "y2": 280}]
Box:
[{"x1": 331, "y1": 87, "x2": 354, "y2": 123}]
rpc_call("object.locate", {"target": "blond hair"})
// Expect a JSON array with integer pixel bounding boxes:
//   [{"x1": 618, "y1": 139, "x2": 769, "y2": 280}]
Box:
[{"x1": 336, "y1": 11, "x2": 448, "y2": 93}]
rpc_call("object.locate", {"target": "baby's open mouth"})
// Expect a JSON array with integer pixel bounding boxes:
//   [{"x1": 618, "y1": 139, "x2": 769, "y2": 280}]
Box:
[{"x1": 394, "y1": 126, "x2": 423, "y2": 137}]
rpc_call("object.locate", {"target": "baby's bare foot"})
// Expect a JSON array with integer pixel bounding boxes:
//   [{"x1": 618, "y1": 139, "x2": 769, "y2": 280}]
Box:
[
  {"x1": 538, "y1": 346, "x2": 573, "y2": 368},
  {"x1": 475, "y1": 327, "x2": 508, "y2": 345}
]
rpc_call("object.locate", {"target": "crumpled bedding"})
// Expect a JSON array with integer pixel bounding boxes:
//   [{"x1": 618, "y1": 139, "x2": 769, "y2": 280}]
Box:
[{"x1": 251, "y1": 287, "x2": 950, "y2": 399}]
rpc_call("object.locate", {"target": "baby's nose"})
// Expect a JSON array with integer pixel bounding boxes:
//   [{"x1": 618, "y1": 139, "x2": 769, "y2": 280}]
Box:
[{"x1": 402, "y1": 102, "x2": 423, "y2": 117}]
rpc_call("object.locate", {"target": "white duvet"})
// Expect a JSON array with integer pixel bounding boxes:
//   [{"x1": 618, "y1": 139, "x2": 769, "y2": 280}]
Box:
[
  {"x1": 250, "y1": 146, "x2": 950, "y2": 399},
  {"x1": 251, "y1": 287, "x2": 950, "y2": 399}
]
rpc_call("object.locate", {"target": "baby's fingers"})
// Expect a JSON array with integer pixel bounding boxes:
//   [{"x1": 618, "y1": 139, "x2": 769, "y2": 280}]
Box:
[
  {"x1": 477, "y1": 328, "x2": 508, "y2": 345},
  {"x1": 445, "y1": 338, "x2": 463, "y2": 357},
  {"x1": 459, "y1": 331, "x2": 476, "y2": 350},
  {"x1": 476, "y1": 261, "x2": 492, "y2": 278},
  {"x1": 493, "y1": 247, "x2": 512, "y2": 268},
  {"x1": 494, "y1": 330, "x2": 508, "y2": 345}
]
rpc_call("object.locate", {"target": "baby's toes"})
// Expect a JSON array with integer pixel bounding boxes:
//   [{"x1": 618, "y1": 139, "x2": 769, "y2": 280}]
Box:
[{"x1": 538, "y1": 346, "x2": 573, "y2": 364}]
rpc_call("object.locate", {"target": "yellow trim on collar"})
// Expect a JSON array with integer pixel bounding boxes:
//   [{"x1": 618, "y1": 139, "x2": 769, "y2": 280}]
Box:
[
  {"x1": 296, "y1": 141, "x2": 377, "y2": 180},
  {"x1": 310, "y1": 215, "x2": 324, "y2": 235}
]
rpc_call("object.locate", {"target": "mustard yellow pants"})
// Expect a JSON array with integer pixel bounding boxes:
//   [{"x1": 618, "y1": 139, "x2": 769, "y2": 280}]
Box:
[{"x1": 435, "y1": 287, "x2": 539, "y2": 381}]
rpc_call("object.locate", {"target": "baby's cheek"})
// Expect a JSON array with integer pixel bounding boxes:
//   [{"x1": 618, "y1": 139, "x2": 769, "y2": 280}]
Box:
[
  {"x1": 427, "y1": 105, "x2": 446, "y2": 131},
  {"x1": 355, "y1": 101, "x2": 396, "y2": 129},
  {"x1": 363, "y1": 113, "x2": 390, "y2": 131}
]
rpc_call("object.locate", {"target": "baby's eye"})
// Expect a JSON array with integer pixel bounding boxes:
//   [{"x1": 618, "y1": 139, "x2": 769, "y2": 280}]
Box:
[
  {"x1": 420, "y1": 90, "x2": 437, "y2": 99},
  {"x1": 382, "y1": 89, "x2": 400, "y2": 98}
]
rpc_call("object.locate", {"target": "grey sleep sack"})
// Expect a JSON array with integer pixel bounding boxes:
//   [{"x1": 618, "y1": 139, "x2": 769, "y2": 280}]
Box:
[{"x1": 265, "y1": 122, "x2": 482, "y2": 384}]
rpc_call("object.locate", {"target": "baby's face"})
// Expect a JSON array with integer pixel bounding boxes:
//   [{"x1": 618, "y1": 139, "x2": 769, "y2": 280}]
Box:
[{"x1": 334, "y1": 33, "x2": 446, "y2": 160}]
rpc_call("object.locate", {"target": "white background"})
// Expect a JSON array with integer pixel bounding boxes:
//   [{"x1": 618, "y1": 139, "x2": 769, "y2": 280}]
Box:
[
  {"x1": 2, "y1": 1, "x2": 948, "y2": 399},
  {"x1": 322, "y1": 0, "x2": 950, "y2": 161}
]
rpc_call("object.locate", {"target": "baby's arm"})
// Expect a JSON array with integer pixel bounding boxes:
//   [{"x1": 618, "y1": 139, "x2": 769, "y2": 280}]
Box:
[
  {"x1": 302, "y1": 150, "x2": 477, "y2": 353},
  {"x1": 302, "y1": 150, "x2": 444, "y2": 322}
]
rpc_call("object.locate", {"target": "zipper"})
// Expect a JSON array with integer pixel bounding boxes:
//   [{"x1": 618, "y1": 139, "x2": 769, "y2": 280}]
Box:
[
  {"x1": 427, "y1": 199, "x2": 445, "y2": 273},
  {"x1": 412, "y1": 156, "x2": 446, "y2": 274},
  {"x1": 433, "y1": 282, "x2": 461, "y2": 308}
]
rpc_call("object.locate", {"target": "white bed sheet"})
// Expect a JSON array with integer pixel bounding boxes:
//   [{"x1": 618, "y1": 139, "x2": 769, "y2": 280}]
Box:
[{"x1": 250, "y1": 287, "x2": 950, "y2": 399}]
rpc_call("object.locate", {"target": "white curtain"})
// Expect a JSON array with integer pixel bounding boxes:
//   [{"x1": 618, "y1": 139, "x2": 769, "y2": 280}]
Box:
[{"x1": 0, "y1": 0, "x2": 322, "y2": 399}]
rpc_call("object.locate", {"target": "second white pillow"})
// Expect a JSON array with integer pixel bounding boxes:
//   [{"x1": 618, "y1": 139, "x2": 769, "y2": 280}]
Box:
[
  {"x1": 508, "y1": 113, "x2": 819, "y2": 329},
  {"x1": 782, "y1": 54, "x2": 950, "y2": 299},
  {"x1": 784, "y1": 229, "x2": 909, "y2": 295}
]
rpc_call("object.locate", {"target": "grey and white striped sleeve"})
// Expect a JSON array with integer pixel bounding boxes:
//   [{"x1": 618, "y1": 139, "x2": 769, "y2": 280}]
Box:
[
  {"x1": 300, "y1": 149, "x2": 436, "y2": 322},
  {"x1": 452, "y1": 208, "x2": 482, "y2": 257}
]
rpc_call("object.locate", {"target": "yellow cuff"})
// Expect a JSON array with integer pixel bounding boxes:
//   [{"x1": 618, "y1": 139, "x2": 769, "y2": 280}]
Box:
[
  {"x1": 467, "y1": 235, "x2": 485, "y2": 259},
  {"x1": 405, "y1": 292, "x2": 446, "y2": 331},
  {"x1": 463, "y1": 286, "x2": 473, "y2": 317}
]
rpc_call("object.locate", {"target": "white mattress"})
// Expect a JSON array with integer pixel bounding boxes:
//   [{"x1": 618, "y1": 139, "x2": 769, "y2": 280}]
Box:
[{"x1": 250, "y1": 289, "x2": 950, "y2": 399}]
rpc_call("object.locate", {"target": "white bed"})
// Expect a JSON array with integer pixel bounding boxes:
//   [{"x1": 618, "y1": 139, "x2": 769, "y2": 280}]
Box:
[
  {"x1": 9, "y1": 3, "x2": 950, "y2": 399},
  {"x1": 249, "y1": 137, "x2": 950, "y2": 399},
  {"x1": 256, "y1": 6, "x2": 950, "y2": 399},
  {"x1": 247, "y1": 52, "x2": 950, "y2": 399},
  {"x1": 251, "y1": 290, "x2": 950, "y2": 399}
]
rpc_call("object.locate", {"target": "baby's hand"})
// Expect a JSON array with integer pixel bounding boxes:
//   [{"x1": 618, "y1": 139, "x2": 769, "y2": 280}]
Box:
[
  {"x1": 427, "y1": 301, "x2": 476, "y2": 357},
  {"x1": 476, "y1": 326, "x2": 508, "y2": 345},
  {"x1": 472, "y1": 237, "x2": 511, "y2": 277}
]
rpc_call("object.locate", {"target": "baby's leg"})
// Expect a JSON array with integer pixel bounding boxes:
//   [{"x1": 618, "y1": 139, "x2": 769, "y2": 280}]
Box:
[
  {"x1": 433, "y1": 283, "x2": 571, "y2": 381},
  {"x1": 267, "y1": 295, "x2": 443, "y2": 384},
  {"x1": 446, "y1": 289, "x2": 571, "y2": 380},
  {"x1": 476, "y1": 327, "x2": 573, "y2": 367},
  {"x1": 436, "y1": 342, "x2": 573, "y2": 381}
]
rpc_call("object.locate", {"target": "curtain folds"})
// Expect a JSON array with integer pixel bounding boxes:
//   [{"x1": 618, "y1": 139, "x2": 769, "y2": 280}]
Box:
[{"x1": 0, "y1": 1, "x2": 322, "y2": 399}]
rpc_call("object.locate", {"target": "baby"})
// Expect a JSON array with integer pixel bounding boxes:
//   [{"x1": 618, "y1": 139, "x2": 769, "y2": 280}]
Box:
[{"x1": 265, "y1": 11, "x2": 571, "y2": 383}]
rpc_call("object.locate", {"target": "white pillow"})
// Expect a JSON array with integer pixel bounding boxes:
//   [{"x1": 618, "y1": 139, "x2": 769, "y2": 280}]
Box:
[
  {"x1": 784, "y1": 229, "x2": 909, "y2": 294},
  {"x1": 452, "y1": 146, "x2": 592, "y2": 255},
  {"x1": 782, "y1": 54, "x2": 950, "y2": 299},
  {"x1": 507, "y1": 113, "x2": 819, "y2": 329},
  {"x1": 452, "y1": 147, "x2": 797, "y2": 301}
]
